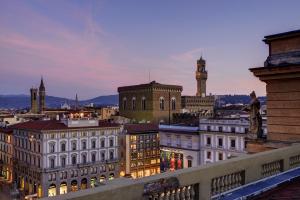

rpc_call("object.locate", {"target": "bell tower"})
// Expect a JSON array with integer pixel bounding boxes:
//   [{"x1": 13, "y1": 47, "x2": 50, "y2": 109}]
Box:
[
  {"x1": 196, "y1": 56, "x2": 208, "y2": 97},
  {"x1": 39, "y1": 77, "x2": 46, "y2": 113},
  {"x1": 30, "y1": 88, "x2": 38, "y2": 113}
]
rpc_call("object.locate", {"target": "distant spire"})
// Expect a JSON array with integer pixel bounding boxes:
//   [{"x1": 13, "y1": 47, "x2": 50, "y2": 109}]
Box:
[
  {"x1": 75, "y1": 93, "x2": 79, "y2": 110},
  {"x1": 39, "y1": 76, "x2": 45, "y2": 91}
]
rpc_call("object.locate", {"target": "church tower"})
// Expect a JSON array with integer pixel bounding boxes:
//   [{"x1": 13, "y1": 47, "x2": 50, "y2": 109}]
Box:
[
  {"x1": 30, "y1": 87, "x2": 38, "y2": 113},
  {"x1": 39, "y1": 77, "x2": 46, "y2": 113},
  {"x1": 196, "y1": 56, "x2": 208, "y2": 97}
]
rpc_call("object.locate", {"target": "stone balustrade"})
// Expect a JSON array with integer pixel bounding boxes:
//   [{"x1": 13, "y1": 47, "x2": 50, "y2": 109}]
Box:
[{"x1": 42, "y1": 144, "x2": 300, "y2": 200}]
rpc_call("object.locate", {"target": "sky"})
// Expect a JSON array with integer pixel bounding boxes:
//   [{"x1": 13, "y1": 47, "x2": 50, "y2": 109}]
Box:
[{"x1": 1, "y1": 0, "x2": 300, "y2": 99}]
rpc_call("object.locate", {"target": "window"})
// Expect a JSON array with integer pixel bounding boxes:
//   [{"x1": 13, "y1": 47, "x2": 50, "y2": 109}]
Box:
[
  {"x1": 218, "y1": 127, "x2": 223, "y2": 132},
  {"x1": 101, "y1": 152, "x2": 105, "y2": 161},
  {"x1": 141, "y1": 97, "x2": 146, "y2": 110},
  {"x1": 82, "y1": 140, "x2": 86, "y2": 150},
  {"x1": 176, "y1": 135, "x2": 181, "y2": 147},
  {"x1": 167, "y1": 135, "x2": 171, "y2": 146},
  {"x1": 72, "y1": 155, "x2": 77, "y2": 165},
  {"x1": 207, "y1": 126, "x2": 211, "y2": 131},
  {"x1": 50, "y1": 158, "x2": 55, "y2": 168},
  {"x1": 245, "y1": 128, "x2": 249, "y2": 134},
  {"x1": 109, "y1": 138, "x2": 114, "y2": 147},
  {"x1": 171, "y1": 98, "x2": 176, "y2": 110},
  {"x1": 91, "y1": 140, "x2": 96, "y2": 149},
  {"x1": 230, "y1": 139, "x2": 236, "y2": 149},
  {"x1": 49, "y1": 143, "x2": 55, "y2": 153},
  {"x1": 159, "y1": 97, "x2": 165, "y2": 110},
  {"x1": 206, "y1": 137, "x2": 211, "y2": 146},
  {"x1": 218, "y1": 138, "x2": 223, "y2": 147},
  {"x1": 72, "y1": 141, "x2": 77, "y2": 151},
  {"x1": 188, "y1": 160, "x2": 192, "y2": 168},
  {"x1": 61, "y1": 157, "x2": 66, "y2": 167},
  {"x1": 132, "y1": 97, "x2": 136, "y2": 110},
  {"x1": 218, "y1": 153, "x2": 223, "y2": 161},
  {"x1": 187, "y1": 138, "x2": 192, "y2": 148},
  {"x1": 100, "y1": 139, "x2": 105, "y2": 148},
  {"x1": 61, "y1": 143, "x2": 66, "y2": 152},
  {"x1": 109, "y1": 151, "x2": 114, "y2": 160},
  {"x1": 91, "y1": 153, "x2": 96, "y2": 162},
  {"x1": 231, "y1": 127, "x2": 236, "y2": 133},
  {"x1": 207, "y1": 151, "x2": 211, "y2": 159},
  {"x1": 123, "y1": 98, "x2": 127, "y2": 110},
  {"x1": 82, "y1": 154, "x2": 87, "y2": 164}
]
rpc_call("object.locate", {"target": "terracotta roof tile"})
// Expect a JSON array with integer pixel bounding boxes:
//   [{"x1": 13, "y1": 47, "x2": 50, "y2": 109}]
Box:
[
  {"x1": 11, "y1": 120, "x2": 120, "y2": 131},
  {"x1": 124, "y1": 123, "x2": 158, "y2": 134}
]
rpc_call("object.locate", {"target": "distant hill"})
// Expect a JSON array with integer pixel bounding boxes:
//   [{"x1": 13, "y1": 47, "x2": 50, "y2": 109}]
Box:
[
  {"x1": 217, "y1": 95, "x2": 266, "y2": 106},
  {"x1": 0, "y1": 94, "x2": 119, "y2": 109},
  {"x1": 0, "y1": 94, "x2": 265, "y2": 109}
]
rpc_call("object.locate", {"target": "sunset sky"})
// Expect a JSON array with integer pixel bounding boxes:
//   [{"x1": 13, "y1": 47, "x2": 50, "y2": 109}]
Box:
[{"x1": 1, "y1": 0, "x2": 300, "y2": 99}]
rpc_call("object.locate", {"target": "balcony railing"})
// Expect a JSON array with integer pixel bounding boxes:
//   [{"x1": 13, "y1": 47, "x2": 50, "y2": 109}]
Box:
[{"x1": 43, "y1": 144, "x2": 300, "y2": 200}]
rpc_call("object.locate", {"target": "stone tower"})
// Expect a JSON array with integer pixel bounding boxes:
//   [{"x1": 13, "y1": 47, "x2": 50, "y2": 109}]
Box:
[
  {"x1": 75, "y1": 93, "x2": 79, "y2": 110},
  {"x1": 30, "y1": 88, "x2": 38, "y2": 113},
  {"x1": 39, "y1": 77, "x2": 46, "y2": 113},
  {"x1": 196, "y1": 56, "x2": 208, "y2": 97}
]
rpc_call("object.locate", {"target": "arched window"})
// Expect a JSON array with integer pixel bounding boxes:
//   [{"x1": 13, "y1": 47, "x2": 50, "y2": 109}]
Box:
[
  {"x1": 61, "y1": 142, "x2": 66, "y2": 152},
  {"x1": 49, "y1": 142, "x2": 55, "y2": 153},
  {"x1": 141, "y1": 97, "x2": 146, "y2": 110},
  {"x1": 71, "y1": 141, "x2": 77, "y2": 151},
  {"x1": 49, "y1": 157, "x2": 55, "y2": 168},
  {"x1": 71, "y1": 155, "x2": 77, "y2": 165},
  {"x1": 82, "y1": 154, "x2": 87, "y2": 164},
  {"x1": 122, "y1": 97, "x2": 127, "y2": 110},
  {"x1": 61, "y1": 156, "x2": 66, "y2": 167},
  {"x1": 159, "y1": 97, "x2": 165, "y2": 110},
  {"x1": 171, "y1": 97, "x2": 176, "y2": 110},
  {"x1": 132, "y1": 97, "x2": 136, "y2": 110},
  {"x1": 81, "y1": 140, "x2": 87, "y2": 150},
  {"x1": 91, "y1": 153, "x2": 96, "y2": 162}
]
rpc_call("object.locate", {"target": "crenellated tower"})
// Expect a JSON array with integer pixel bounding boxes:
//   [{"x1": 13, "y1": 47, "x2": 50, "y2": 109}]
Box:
[
  {"x1": 30, "y1": 87, "x2": 38, "y2": 113},
  {"x1": 196, "y1": 56, "x2": 208, "y2": 97}
]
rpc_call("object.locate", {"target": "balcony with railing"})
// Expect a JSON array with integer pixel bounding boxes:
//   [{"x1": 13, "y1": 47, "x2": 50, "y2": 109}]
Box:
[{"x1": 43, "y1": 143, "x2": 300, "y2": 200}]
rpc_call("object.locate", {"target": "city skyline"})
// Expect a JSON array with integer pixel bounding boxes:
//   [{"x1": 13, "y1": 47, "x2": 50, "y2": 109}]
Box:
[{"x1": 1, "y1": 0, "x2": 300, "y2": 99}]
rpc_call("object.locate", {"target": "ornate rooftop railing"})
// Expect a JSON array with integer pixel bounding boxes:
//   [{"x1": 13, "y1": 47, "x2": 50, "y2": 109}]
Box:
[{"x1": 42, "y1": 144, "x2": 300, "y2": 200}]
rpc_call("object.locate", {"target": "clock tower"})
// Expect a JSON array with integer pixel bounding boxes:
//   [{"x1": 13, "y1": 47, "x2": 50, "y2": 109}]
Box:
[{"x1": 196, "y1": 56, "x2": 207, "y2": 97}]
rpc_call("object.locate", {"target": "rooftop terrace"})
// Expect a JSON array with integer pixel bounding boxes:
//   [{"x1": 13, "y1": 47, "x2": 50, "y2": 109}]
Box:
[{"x1": 42, "y1": 143, "x2": 300, "y2": 200}]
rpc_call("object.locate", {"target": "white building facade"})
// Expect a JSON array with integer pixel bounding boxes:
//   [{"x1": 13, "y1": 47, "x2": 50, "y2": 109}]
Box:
[
  {"x1": 12, "y1": 119, "x2": 121, "y2": 198},
  {"x1": 199, "y1": 118, "x2": 267, "y2": 165},
  {"x1": 159, "y1": 125, "x2": 200, "y2": 172}
]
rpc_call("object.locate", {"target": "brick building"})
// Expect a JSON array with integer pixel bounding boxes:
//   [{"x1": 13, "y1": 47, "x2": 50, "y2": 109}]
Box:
[{"x1": 118, "y1": 81, "x2": 182, "y2": 124}]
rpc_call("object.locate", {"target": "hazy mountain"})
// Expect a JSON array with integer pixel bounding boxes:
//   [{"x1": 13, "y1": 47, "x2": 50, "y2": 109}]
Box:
[
  {"x1": 0, "y1": 94, "x2": 119, "y2": 109},
  {"x1": 0, "y1": 94, "x2": 265, "y2": 109}
]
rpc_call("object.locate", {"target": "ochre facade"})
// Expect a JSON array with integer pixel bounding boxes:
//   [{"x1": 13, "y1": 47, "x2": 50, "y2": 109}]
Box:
[{"x1": 118, "y1": 81, "x2": 182, "y2": 124}]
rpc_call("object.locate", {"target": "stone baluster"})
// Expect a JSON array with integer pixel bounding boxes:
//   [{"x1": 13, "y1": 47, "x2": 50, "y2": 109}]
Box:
[
  {"x1": 170, "y1": 190, "x2": 175, "y2": 200},
  {"x1": 159, "y1": 192, "x2": 164, "y2": 200},
  {"x1": 175, "y1": 188, "x2": 180, "y2": 200},
  {"x1": 180, "y1": 187, "x2": 186, "y2": 200},
  {"x1": 190, "y1": 185, "x2": 195, "y2": 200}
]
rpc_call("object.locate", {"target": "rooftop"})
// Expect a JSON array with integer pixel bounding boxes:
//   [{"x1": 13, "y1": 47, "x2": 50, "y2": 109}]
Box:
[
  {"x1": 263, "y1": 29, "x2": 300, "y2": 43},
  {"x1": 0, "y1": 127, "x2": 13, "y2": 134},
  {"x1": 11, "y1": 120, "x2": 120, "y2": 131},
  {"x1": 124, "y1": 123, "x2": 158, "y2": 134},
  {"x1": 118, "y1": 81, "x2": 183, "y2": 92}
]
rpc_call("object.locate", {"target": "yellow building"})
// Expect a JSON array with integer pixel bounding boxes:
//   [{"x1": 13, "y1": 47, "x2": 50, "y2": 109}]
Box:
[{"x1": 120, "y1": 123, "x2": 160, "y2": 179}]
